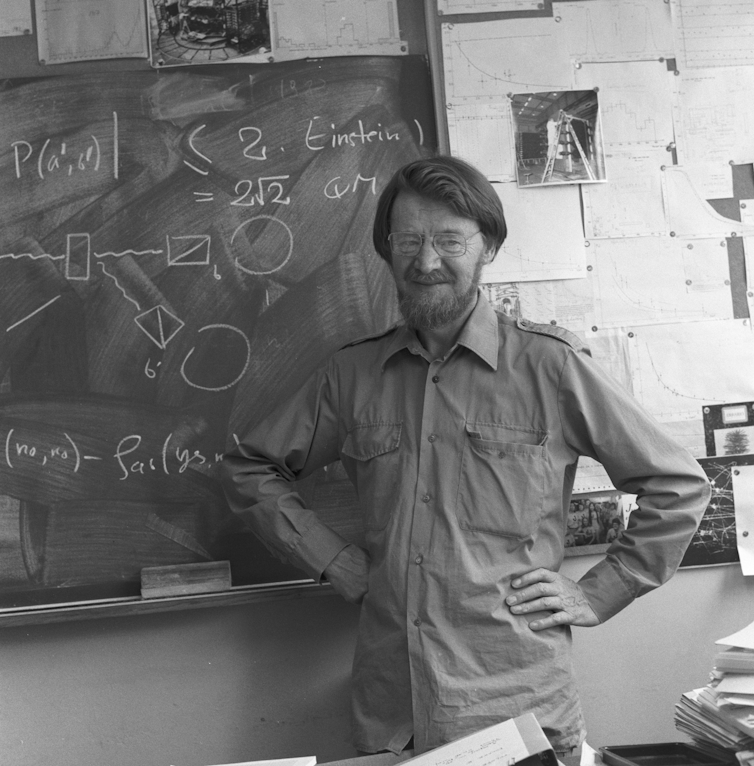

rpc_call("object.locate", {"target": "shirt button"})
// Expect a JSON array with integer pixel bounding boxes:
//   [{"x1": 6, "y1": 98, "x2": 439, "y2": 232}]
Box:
[
  {"x1": 421, "y1": 494, "x2": 431, "y2": 503},
  {"x1": 415, "y1": 554, "x2": 423, "y2": 565},
  {"x1": 428, "y1": 434, "x2": 436, "y2": 443},
  {"x1": 432, "y1": 375, "x2": 440, "y2": 383},
  {"x1": 414, "y1": 618, "x2": 422, "y2": 627}
]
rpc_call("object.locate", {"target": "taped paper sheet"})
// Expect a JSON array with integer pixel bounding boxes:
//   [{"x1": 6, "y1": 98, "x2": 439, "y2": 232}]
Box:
[
  {"x1": 0, "y1": 0, "x2": 32, "y2": 36},
  {"x1": 558, "y1": 0, "x2": 674, "y2": 64},
  {"x1": 671, "y1": 0, "x2": 754, "y2": 69},
  {"x1": 731, "y1": 465, "x2": 754, "y2": 576},
  {"x1": 437, "y1": 0, "x2": 541, "y2": 13},
  {"x1": 582, "y1": 145, "x2": 669, "y2": 238},
  {"x1": 447, "y1": 102, "x2": 516, "y2": 182},
  {"x1": 673, "y1": 67, "x2": 754, "y2": 171},
  {"x1": 516, "y1": 277, "x2": 594, "y2": 334},
  {"x1": 482, "y1": 183, "x2": 586, "y2": 283},
  {"x1": 624, "y1": 319, "x2": 754, "y2": 424},
  {"x1": 588, "y1": 237, "x2": 734, "y2": 330},
  {"x1": 442, "y1": 17, "x2": 573, "y2": 177},
  {"x1": 662, "y1": 165, "x2": 754, "y2": 239},
  {"x1": 34, "y1": 0, "x2": 148, "y2": 64},
  {"x1": 573, "y1": 61, "x2": 675, "y2": 148}
]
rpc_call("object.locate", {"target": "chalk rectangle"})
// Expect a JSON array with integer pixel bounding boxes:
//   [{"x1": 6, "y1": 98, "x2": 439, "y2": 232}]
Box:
[
  {"x1": 140, "y1": 561, "x2": 231, "y2": 599},
  {"x1": 66, "y1": 233, "x2": 91, "y2": 280}
]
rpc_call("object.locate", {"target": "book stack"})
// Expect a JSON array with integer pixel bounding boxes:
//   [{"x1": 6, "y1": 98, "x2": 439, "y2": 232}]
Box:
[{"x1": 675, "y1": 620, "x2": 754, "y2": 765}]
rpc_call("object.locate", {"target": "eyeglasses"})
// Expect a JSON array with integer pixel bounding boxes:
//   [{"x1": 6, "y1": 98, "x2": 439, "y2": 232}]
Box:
[{"x1": 387, "y1": 231, "x2": 481, "y2": 258}]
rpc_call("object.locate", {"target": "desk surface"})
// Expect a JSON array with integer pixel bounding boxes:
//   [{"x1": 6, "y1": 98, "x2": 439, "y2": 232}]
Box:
[{"x1": 324, "y1": 752, "x2": 581, "y2": 766}]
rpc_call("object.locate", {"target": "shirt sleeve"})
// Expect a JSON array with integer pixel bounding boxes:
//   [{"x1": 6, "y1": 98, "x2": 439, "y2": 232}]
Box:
[
  {"x1": 220, "y1": 357, "x2": 351, "y2": 582},
  {"x1": 557, "y1": 348, "x2": 711, "y2": 623}
]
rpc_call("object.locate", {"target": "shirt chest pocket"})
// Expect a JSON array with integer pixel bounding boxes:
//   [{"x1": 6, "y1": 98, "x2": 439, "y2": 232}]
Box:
[
  {"x1": 341, "y1": 422, "x2": 402, "y2": 531},
  {"x1": 457, "y1": 422, "x2": 547, "y2": 540}
]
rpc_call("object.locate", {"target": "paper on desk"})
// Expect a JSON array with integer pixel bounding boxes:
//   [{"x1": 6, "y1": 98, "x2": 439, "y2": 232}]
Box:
[
  {"x1": 732, "y1": 466, "x2": 754, "y2": 576},
  {"x1": 558, "y1": 0, "x2": 674, "y2": 63},
  {"x1": 206, "y1": 757, "x2": 316, "y2": 766},
  {"x1": 671, "y1": 0, "x2": 754, "y2": 69},
  {"x1": 717, "y1": 620, "x2": 754, "y2": 650},
  {"x1": 717, "y1": 674, "x2": 754, "y2": 695},
  {"x1": 482, "y1": 183, "x2": 586, "y2": 283}
]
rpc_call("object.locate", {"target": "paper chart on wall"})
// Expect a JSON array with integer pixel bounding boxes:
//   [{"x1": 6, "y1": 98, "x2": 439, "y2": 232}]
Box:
[
  {"x1": 0, "y1": 0, "x2": 32, "y2": 36},
  {"x1": 581, "y1": 145, "x2": 668, "y2": 238},
  {"x1": 34, "y1": 0, "x2": 148, "y2": 64},
  {"x1": 441, "y1": 18, "x2": 573, "y2": 101},
  {"x1": 731, "y1": 465, "x2": 754, "y2": 576},
  {"x1": 625, "y1": 319, "x2": 754, "y2": 424},
  {"x1": 673, "y1": 66, "x2": 754, "y2": 171},
  {"x1": 271, "y1": 0, "x2": 406, "y2": 61},
  {"x1": 437, "y1": 0, "x2": 541, "y2": 14},
  {"x1": 738, "y1": 200, "x2": 754, "y2": 320},
  {"x1": 447, "y1": 101, "x2": 516, "y2": 182},
  {"x1": 441, "y1": 17, "x2": 573, "y2": 175},
  {"x1": 671, "y1": 0, "x2": 754, "y2": 69},
  {"x1": 557, "y1": 0, "x2": 674, "y2": 64},
  {"x1": 662, "y1": 165, "x2": 754, "y2": 239},
  {"x1": 588, "y1": 237, "x2": 734, "y2": 330},
  {"x1": 573, "y1": 61, "x2": 674, "y2": 149},
  {"x1": 481, "y1": 183, "x2": 586, "y2": 283}
]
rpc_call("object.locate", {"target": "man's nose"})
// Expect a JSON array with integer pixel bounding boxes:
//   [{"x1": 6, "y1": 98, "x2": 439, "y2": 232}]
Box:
[{"x1": 414, "y1": 237, "x2": 442, "y2": 273}]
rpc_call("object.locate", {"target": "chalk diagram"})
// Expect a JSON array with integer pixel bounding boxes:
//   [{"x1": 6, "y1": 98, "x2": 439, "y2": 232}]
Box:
[
  {"x1": 0, "y1": 221, "x2": 289, "y2": 391},
  {"x1": 681, "y1": 459, "x2": 742, "y2": 566}
]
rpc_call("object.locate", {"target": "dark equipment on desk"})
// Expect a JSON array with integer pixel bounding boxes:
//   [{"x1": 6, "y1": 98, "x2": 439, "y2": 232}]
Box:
[{"x1": 601, "y1": 743, "x2": 736, "y2": 766}]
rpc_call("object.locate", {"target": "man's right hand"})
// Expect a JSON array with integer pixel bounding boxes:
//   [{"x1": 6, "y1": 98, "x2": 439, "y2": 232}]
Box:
[{"x1": 324, "y1": 545, "x2": 370, "y2": 604}]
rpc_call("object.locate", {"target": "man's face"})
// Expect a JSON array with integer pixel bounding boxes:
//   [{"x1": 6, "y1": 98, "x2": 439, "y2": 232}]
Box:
[{"x1": 388, "y1": 192, "x2": 495, "y2": 331}]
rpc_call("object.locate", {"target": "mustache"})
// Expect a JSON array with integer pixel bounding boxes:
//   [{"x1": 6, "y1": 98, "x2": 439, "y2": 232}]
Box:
[{"x1": 406, "y1": 268, "x2": 452, "y2": 284}]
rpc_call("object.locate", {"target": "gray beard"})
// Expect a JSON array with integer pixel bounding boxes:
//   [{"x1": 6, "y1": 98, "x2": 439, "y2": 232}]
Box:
[{"x1": 397, "y1": 276, "x2": 479, "y2": 331}]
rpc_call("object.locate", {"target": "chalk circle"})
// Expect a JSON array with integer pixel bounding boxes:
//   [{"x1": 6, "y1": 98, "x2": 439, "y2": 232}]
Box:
[
  {"x1": 180, "y1": 324, "x2": 251, "y2": 392},
  {"x1": 231, "y1": 215, "x2": 293, "y2": 276}
]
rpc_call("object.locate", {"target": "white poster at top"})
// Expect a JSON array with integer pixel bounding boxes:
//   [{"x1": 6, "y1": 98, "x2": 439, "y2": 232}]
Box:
[{"x1": 0, "y1": 0, "x2": 32, "y2": 36}]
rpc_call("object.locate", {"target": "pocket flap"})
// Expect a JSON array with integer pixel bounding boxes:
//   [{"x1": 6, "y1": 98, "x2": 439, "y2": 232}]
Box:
[{"x1": 342, "y1": 422, "x2": 402, "y2": 461}]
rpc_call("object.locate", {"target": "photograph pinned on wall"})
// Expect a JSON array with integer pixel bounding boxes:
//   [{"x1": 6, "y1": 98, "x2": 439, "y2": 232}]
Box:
[
  {"x1": 480, "y1": 283, "x2": 520, "y2": 318},
  {"x1": 147, "y1": 0, "x2": 272, "y2": 67},
  {"x1": 564, "y1": 491, "x2": 635, "y2": 555},
  {"x1": 703, "y1": 401, "x2": 754, "y2": 458},
  {"x1": 510, "y1": 90, "x2": 606, "y2": 188}
]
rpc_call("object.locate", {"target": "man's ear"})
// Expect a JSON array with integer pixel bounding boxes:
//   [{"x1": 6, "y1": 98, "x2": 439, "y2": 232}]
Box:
[{"x1": 482, "y1": 245, "x2": 497, "y2": 265}]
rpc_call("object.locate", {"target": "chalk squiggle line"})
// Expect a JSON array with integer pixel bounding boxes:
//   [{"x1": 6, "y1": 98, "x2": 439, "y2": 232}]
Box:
[
  {"x1": 95, "y1": 249, "x2": 163, "y2": 258},
  {"x1": 98, "y1": 262, "x2": 141, "y2": 310},
  {"x1": 0, "y1": 251, "x2": 65, "y2": 261}
]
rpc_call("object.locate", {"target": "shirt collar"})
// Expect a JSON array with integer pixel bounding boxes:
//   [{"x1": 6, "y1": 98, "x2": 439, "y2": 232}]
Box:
[{"x1": 379, "y1": 291, "x2": 499, "y2": 371}]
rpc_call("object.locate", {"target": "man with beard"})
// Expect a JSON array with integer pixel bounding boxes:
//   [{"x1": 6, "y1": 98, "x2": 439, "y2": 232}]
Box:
[{"x1": 222, "y1": 156, "x2": 709, "y2": 757}]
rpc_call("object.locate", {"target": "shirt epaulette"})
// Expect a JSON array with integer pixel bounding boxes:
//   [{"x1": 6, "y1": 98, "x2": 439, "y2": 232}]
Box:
[
  {"x1": 514, "y1": 317, "x2": 591, "y2": 354},
  {"x1": 341, "y1": 323, "x2": 401, "y2": 349}
]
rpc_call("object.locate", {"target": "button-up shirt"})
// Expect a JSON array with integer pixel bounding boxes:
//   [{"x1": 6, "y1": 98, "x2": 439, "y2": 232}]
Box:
[{"x1": 222, "y1": 293, "x2": 710, "y2": 755}]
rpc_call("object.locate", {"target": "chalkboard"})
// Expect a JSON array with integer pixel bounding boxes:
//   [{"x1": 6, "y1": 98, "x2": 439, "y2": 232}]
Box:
[{"x1": 0, "y1": 56, "x2": 436, "y2": 611}]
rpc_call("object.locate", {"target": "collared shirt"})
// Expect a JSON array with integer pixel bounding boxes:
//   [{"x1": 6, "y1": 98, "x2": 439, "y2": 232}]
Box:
[{"x1": 222, "y1": 294, "x2": 710, "y2": 755}]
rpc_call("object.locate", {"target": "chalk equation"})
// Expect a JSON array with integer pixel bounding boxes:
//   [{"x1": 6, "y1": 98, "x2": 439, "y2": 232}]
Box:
[{"x1": 3, "y1": 425, "x2": 230, "y2": 481}]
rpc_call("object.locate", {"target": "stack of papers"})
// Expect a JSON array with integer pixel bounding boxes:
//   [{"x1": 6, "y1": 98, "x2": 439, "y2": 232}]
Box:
[{"x1": 675, "y1": 620, "x2": 754, "y2": 757}]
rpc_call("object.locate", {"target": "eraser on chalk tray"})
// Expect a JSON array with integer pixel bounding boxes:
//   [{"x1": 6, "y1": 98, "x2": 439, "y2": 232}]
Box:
[{"x1": 140, "y1": 561, "x2": 231, "y2": 599}]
